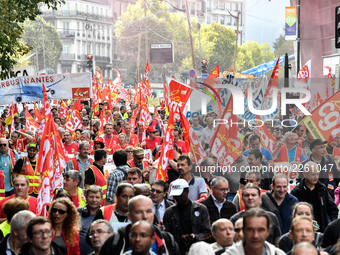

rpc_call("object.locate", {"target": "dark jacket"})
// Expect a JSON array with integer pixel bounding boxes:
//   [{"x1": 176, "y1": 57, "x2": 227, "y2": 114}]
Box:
[
  {"x1": 98, "y1": 224, "x2": 179, "y2": 255},
  {"x1": 18, "y1": 241, "x2": 66, "y2": 255},
  {"x1": 200, "y1": 195, "x2": 236, "y2": 224},
  {"x1": 299, "y1": 154, "x2": 340, "y2": 198},
  {"x1": 163, "y1": 200, "x2": 211, "y2": 254},
  {"x1": 291, "y1": 178, "x2": 338, "y2": 232},
  {"x1": 261, "y1": 192, "x2": 298, "y2": 234},
  {"x1": 154, "y1": 199, "x2": 174, "y2": 224},
  {"x1": 0, "y1": 235, "x2": 10, "y2": 255}
]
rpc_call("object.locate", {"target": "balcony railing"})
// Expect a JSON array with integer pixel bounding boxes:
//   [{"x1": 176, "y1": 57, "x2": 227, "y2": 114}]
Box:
[
  {"x1": 59, "y1": 31, "x2": 75, "y2": 38},
  {"x1": 42, "y1": 10, "x2": 114, "y2": 23},
  {"x1": 60, "y1": 53, "x2": 75, "y2": 60}
]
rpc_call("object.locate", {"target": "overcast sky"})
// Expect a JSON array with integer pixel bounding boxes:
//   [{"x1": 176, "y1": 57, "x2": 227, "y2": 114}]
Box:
[{"x1": 243, "y1": 0, "x2": 291, "y2": 48}]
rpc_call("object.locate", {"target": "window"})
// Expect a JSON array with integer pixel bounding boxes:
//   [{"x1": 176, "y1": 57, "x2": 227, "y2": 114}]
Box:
[
  {"x1": 75, "y1": 3, "x2": 78, "y2": 15},
  {"x1": 62, "y1": 2, "x2": 69, "y2": 16},
  {"x1": 63, "y1": 45, "x2": 69, "y2": 54},
  {"x1": 77, "y1": 22, "x2": 79, "y2": 32},
  {"x1": 220, "y1": 17, "x2": 225, "y2": 25},
  {"x1": 63, "y1": 22, "x2": 69, "y2": 35}
]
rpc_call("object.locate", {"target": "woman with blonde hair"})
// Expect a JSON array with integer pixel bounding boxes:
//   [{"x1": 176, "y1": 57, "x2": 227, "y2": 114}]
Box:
[{"x1": 48, "y1": 197, "x2": 80, "y2": 255}]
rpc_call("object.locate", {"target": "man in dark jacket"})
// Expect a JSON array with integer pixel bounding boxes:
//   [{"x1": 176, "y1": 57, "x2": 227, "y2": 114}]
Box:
[
  {"x1": 99, "y1": 195, "x2": 179, "y2": 255},
  {"x1": 261, "y1": 173, "x2": 298, "y2": 234},
  {"x1": 300, "y1": 139, "x2": 340, "y2": 198},
  {"x1": 163, "y1": 179, "x2": 212, "y2": 255},
  {"x1": 291, "y1": 161, "x2": 338, "y2": 232},
  {"x1": 200, "y1": 176, "x2": 236, "y2": 224}
]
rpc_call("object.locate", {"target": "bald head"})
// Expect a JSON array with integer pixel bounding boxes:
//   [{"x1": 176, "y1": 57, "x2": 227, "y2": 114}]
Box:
[
  {"x1": 128, "y1": 195, "x2": 154, "y2": 224},
  {"x1": 212, "y1": 219, "x2": 234, "y2": 248},
  {"x1": 291, "y1": 242, "x2": 317, "y2": 255}
]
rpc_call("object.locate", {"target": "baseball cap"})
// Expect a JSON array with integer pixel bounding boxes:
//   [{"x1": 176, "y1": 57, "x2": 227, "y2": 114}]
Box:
[
  {"x1": 310, "y1": 139, "x2": 327, "y2": 150},
  {"x1": 27, "y1": 143, "x2": 38, "y2": 150},
  {"x1": 94, "y1": 136, "x2": 104, "y2": 144},
  {"x1": 169, "y1": 179, "x2": 189, "y2": 197},
  {"x1": 146, "y1": 126, "x2": 157, "y2": 134}
]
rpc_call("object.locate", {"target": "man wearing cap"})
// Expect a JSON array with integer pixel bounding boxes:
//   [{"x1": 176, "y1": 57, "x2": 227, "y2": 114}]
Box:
[
  {"x1": 90, "y1": 136, "x2": 105, "y2": 155},
  {"x1": 100, "y1": 123, "x2": 118, "y2": 154},
  {"x1": 163, "y1": 178, "x2": 211, "y2": 255},
  {"x1": 65, "y1": 141, "x2": 93, "y2": 188},
  {"x1": 300, "y1": 139, "x2": 339, "y2": 198},
  {"x1": 128, "y1": 147, "x2": 150, "y2": 171},
  {"x1": 12, "y1": 142, "x2": 40, "y2": 197},
  {"x1": 140, "y1": 127, "x2": 161, "y2": 152},
  {"x1": 0, "y1": 138, "x2": 19, "y2": 197}
]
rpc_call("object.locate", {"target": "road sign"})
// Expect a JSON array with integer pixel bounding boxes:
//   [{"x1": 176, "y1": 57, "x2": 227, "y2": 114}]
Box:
[
  {"x1": 189, "y1": 69, "x2": 196, "y2": 79},
  {"x1": 202, "y1": 74, "x2": 208, "y2": 82},
  {"x1": 150, "y1": 43, "x2": 174, "y2": 63}
]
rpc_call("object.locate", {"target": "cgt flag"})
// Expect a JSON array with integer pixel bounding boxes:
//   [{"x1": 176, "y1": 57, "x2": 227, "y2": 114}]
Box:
[
  {"x1": 209, "y1": 95, "x2": 243, "y2": 166},
  {"x1": 36, "y1": 85, "x2": 68, "y2": 216},
  {"x1": 25, "y1": 108, "x2": 39, "y2": 133}
]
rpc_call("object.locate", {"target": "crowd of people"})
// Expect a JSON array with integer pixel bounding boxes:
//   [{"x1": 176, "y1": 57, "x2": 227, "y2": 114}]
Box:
[{"x1": 0, "y1": 98, "x2": 340, "y2": 255}]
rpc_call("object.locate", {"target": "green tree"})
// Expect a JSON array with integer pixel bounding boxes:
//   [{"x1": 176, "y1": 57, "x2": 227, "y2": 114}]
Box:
[
  {"x1": 273, "y1": 33, "x2": 294, "y2": 57},
  {"x1": 236, "y1": 41, "x2": 275, "y2": 72},
  {"x1": 0, "y1": 0, "x2": 64, "y2": 79},
  {"x1": 115, "y1": 0, "x2": 192, "y2": 82},
  {"x1": 180, "y1": 22, "x2": 236, "y2": 75},
  {"x1": 22, "y1": 16, "x2": 63, "y2": 72}
]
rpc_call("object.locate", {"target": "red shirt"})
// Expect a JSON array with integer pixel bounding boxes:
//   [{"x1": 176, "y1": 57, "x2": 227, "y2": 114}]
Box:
[
  {"x1": 102, "y1": 135, "x2": 118, "y2": 154},
  {"x1": 176, "y1": 140, "x2": 188, "y2": 153},
  {"x1": 145, "y1": 136, "x2": 162, "y2": 152},
  {"x1": 113, "y1": 143, "x2": 128, "y2": 152},
  {"x1": 63, "y1": 142, "x2": 79, "y2": 154},
  {"x1": 0, "y1": 195, "x2": 37, "y2": 218},
  {"x1": 13, "y1": 138, "x2": 28, "y2": 153}
]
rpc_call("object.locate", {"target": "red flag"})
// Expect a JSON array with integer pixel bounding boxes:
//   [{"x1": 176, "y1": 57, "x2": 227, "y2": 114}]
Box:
[
  {"x1": 204, "y1": 65, "x2": 220, "y2": 87},
  {"x1": 92, "y1": 77, "x2": 100, "y2": 117},
  {"x1": 312, "y1": 94, "x2": 317, "y2": 110},
  {"x1": 0, "y1": 122, "x2": 5, "y2": 138},
  {"x1": 189, "y1": 128, "x2": 207, "y2": 165},
  {"x1": 155, "y1": 109, "x2": 175, "y2": 181},
  {"x1": 144, "y1": 60, "x2": 152, "y2": 98},
  {"x1": 264, "y1": 58, "x2": 279, "y2": 99},
  {"x1": 34, "y1": 102, "x2": 42, "y2": 122},
  {"x1": 70, "y1": 100, "x2": 83, "y2": 129},
  {"x1": 59, "y1": 100, "x2": 68, "y2": 118},
  {"x1": 10, "y1": 102, "x2": 18, "y2": 133},
  {"x1": 25, "y1": 108, "x2": 40, "y2": 133},
  {"x1": 168, "y1": 80, "x2": 192, "y2": 120},
  {"x1": 154, "y1": 107, "x2": 165, "y2": 135},
  {"x1": 325, "y1": 87, "x2": 329, "y2": 100},
  {"x1": 38, "y1": 85, "x2": 52, "y2": 136},
  {"x1": 317, "y1": 92, "x2": 323, "y2": 106},
  {"x1": 97, "y1": 110, "x2": 108, "y2": 137},
  {"x1": 128, "y1": 108, "x2": 139, "y2": 134},
  {"x1": 163, "y1": 83, "x2": 170, "y2": 111},
  {"x1": 209, "y1": 96, "x2": 243, "y2": 166},
  {"x1": 179, "y1": 110, "x2": 191, "y2": 153},
  {"x1": 36, "y1": 109, "x2": 68, "y2": 215}
]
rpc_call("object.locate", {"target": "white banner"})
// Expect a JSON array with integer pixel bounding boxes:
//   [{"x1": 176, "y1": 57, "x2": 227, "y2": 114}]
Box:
[{"x1": 0, "y1": 72, "x2": 92, "y2": 105}]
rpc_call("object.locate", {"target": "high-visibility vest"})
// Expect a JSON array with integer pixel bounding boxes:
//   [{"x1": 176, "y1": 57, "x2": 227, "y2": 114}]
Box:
[
  {"x1": 71, "y1": 157, "x2": 93, "y2": 171},
  {"x1": 274, "y1": 145, "x2": 304, "y2": 163},
  {"x1": 65, "y1": 188, "x2": 87, "y2": 208},
  {"x1": 102, "y1": 204, "x2": 115, "y2": 221},
  {"x1": 87, "y1": 166, "x2": 107, "y2": 202},
  {"x1": 18, "y1": 157, "x2": 40, "y2": 194},
  {"x1": 0, "y1": 220, "x2": 10, "y2": 238},
  {"x1": 0, "y1": 171, "x2": 5, "y2": 200},
  {"x1": 237, "y1": 188, "x2": 268, "y2": 212}
]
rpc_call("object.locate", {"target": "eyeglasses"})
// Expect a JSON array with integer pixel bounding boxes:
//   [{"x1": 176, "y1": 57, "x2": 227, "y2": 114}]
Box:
[
  {"x1": 0, "y1": 144, "x2": 7, "y2": 147},
  {"x1": 32, "y1": 229, "x2": 54, "y2": 237},
  {"x1": 127, "y1": 151, "x2": 133, "y2": 153},
  {"x1": 51, "y1": 207, "x2": 67, "y2": 215},
  {"x1": 94, "y1": 142, "x2": 102, "y2": 145},
  {"x1": 149, "y1": 132, "x2": 156, "y2": 134},
  {"x1": 136, "y1": 157, "x2": 144, "y2": 160},
  {"x1": 89, "y1": 229, "x2": 111, "y2": 237},
  {"x1": 234, "y1": 228, "x2": 242, "y2": 233},
  {"x1": 216, "y1": 188, "x2": 230, "y2": 192},
  {"x1": 150, "y1": 188, "x2": 163, "y2": 194}
]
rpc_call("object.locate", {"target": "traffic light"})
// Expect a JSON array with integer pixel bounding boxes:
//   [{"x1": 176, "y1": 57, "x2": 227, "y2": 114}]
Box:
[
  {"x1": 336, "y1": 6, "x2": 340, "y2": 49},
  {"x1": 202, "y1": 60, "x2": 208, "y2": 74},
  {"x1": 87, "y1": 55, "x2": 93, "y2": 70}
]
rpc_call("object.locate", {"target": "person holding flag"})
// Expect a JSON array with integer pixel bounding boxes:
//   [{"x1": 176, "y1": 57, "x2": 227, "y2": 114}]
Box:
[{"x1": 10, "y1": 130, "x2": 33, "y2": 153}]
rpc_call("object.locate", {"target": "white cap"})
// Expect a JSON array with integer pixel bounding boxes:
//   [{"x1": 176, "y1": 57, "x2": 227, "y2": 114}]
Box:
[{"x1": 169, "y1": 179, "x2": 189, "y2": 196}]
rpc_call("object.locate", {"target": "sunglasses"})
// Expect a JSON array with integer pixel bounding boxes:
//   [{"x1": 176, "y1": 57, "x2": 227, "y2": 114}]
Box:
[
  {"x1": 51, "y1": 207, "x2": 67, "y2": 215},
  {"x1": 149, "y1": 132, "x2": 156, "y2": 134},
  {"x1": 150, "y1": 188, "x2": 162, "y2": 194},
  {"x1": 127, "y1": 151, "x2": 133, "y2": 153},
  {"x1": 136, "y1": 157, "x2": 144, "y2": 160},
  {"x1": 0, "y1": 144, "x2": 7, "y2": 147}
]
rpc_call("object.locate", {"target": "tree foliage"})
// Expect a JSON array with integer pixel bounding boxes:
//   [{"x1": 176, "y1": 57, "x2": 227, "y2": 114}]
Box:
[
  {"x1": 236, "y1": 41, "x2": 275, "y2": 72},
  {"x1": 0, "y1": 0, "x2": 64, "y2": 79},
  {"x1": 22, "y1": 16, "x2": 63, "y2": 72},
  {"x1": 273, "y1": 33, "x2": 294, "y2": 57}
]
